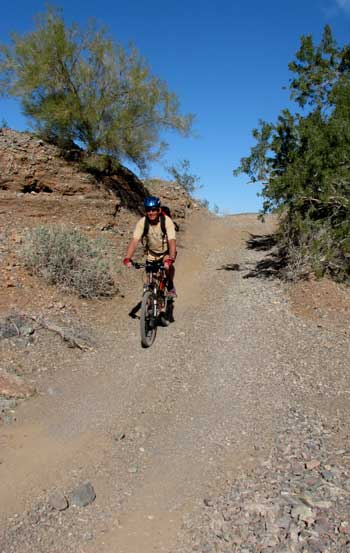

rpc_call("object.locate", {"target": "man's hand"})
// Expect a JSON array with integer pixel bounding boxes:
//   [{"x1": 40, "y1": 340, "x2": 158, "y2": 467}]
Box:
[
  {"x1": 164, "y1": 256, "x2": 175, "y2": 269},
  {"x1": 123, "y1": 257, "x2": 132, "y2": 268}
]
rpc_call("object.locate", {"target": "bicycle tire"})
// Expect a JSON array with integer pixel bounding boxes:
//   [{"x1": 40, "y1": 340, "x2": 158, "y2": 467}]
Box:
[{"x1": 140, "y1": 290, "x2": 157, "y2": 347}]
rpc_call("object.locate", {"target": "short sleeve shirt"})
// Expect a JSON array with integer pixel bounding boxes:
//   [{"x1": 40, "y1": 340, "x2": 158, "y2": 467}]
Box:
[{"x1": 133, "y1": 215, "x2": 176, "y2": 255}]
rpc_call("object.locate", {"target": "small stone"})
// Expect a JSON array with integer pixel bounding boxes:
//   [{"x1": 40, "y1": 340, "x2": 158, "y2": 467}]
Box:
[
  {"x1": 314, "y1": 516, "x2": 333, "y2": 535},
  {"x1": 21, "y1": 325, "x2": 34, "y2": 337},
  {"x1": 275, "y1": 516, "x2": 291, "y2": 529},
  {"x1": 312, "y1": 500, "x2": 332, "y2": 510},
  {"x1": 305, "y1": 459, "x2": 321, "y2": 470},
  {"x1": 288, "y1": 523, "x2": 299, "y2": 543},
  {"x1": 321, "y1": 470, "x2": 334, "y2": 481},
  {"x1": 339, "y1": 521, "x2": 349, "y2": 534},
  {"x1": 291, "y1": 504, "x2": 315, "y2": 523},
  {"x1": 48, "y1": 491, "x2": 69, "y2": 511},
  {"x1": 114, "y1": 432, "x2": 126, "y2": 441},
  {"x1": 70, "y1": 481, "x2": 96, "y2": 507}
]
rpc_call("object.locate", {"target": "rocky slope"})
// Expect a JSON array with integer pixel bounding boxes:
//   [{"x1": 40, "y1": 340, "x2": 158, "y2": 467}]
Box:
[{"x1": 0, "y1": 128, "x2": 198, "y2": 415}]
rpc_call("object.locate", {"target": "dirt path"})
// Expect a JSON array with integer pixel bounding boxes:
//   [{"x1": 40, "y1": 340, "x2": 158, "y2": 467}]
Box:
[{"x1": 1, "y1": 213, "x2": 350, "y2": 553}]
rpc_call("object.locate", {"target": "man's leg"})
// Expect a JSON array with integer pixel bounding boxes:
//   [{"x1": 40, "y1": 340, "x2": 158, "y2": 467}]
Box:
[
  {"x1": 166, "y1": 264, "x2": 175, "y2": 291},
  {"x1": 164, "y1": 260, "x2": 176, "y2": 297}
]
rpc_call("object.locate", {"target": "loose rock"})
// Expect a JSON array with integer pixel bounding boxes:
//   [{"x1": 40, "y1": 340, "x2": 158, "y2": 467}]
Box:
[
  {"x1": 69, "y1": 482, "x2": 96, "y2": 507},
  {"x1": 48, "y1": 491, "x2": 69, "y2": 511}
]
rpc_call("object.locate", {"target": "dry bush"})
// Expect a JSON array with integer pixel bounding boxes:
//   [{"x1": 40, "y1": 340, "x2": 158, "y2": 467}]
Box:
[{"x1": 21, "y1": 226, "x2": 115, "y2": 298}]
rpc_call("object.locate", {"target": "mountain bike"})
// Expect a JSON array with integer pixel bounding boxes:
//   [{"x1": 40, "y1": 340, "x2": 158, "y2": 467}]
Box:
[{"x1": 133, "y1": 260, "x2": 173, "y2": 348}]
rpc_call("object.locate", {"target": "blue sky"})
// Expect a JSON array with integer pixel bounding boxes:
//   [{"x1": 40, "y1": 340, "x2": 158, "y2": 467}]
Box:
[{"x1": 1, "y1": 1, "x2": 350, "y2": 213}]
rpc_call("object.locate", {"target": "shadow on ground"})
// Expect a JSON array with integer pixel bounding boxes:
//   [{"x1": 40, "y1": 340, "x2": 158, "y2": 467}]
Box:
[
  {"x1": 128, "y1": 300, "x2": 175, "y2": 323},
  {"x1": 128, "y1": 302, "x2": 142, "y2": 319},
  {"x1": 217, "y1": 233, "x2": 287, "y2": 279},
  {"x1": 217, "y1": 263, "x2": 240, "y2": 272},
  {"x1": 246, "y1": 233, "x2": 277, "y2": 252},
  {"x1": 244, "y1": 233, "x2": 286, "y2": 279}
]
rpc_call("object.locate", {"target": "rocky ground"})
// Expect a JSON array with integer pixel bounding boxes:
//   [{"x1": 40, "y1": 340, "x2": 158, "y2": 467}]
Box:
[
  {"x1": 1, "y1": 130, "x2": 350, "y2": 553},
  {"x1": 178, "y1": 409, "x2": 350, "y2": 553}
]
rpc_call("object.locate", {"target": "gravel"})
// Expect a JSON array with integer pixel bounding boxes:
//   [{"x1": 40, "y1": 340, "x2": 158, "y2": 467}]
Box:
[
  {"x1": 176, "y1": 409, "x2": 350, "y2": 552},
  {"x1": 1, "y1": 214, "x2": 350, "y2": 553}
]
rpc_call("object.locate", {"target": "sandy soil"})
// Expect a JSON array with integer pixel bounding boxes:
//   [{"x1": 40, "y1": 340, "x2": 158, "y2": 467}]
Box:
[{"x1": 1, "y1": 211, "x2": 350, "y2": 553}]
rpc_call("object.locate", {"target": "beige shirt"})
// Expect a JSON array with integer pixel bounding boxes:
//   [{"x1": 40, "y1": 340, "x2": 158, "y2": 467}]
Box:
[{"x1": 133, "y1": 215, "x2": 176, "y2": 255}]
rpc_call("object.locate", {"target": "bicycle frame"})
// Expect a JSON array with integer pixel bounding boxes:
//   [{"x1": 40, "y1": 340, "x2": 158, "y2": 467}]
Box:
[
  {"x1": 133, "y1": 260, "x2": 168, "y2": 316},
  {"x1": 132, "y1": 260, "x2": 170, "y2": 347},
  {"x1": 144, "y1": 261, "x2": 167, "y2": 317}
]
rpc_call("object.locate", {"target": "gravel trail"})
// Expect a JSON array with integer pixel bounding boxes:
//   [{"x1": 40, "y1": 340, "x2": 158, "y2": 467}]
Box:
[{"x1": 1, "y1": 213, "x2": 349, "y2": 553}]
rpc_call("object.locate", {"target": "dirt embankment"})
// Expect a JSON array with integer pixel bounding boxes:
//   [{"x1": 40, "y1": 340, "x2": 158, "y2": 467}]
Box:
[{"x1": 0, "y1": 128, "x2": 205, "y2": 439}]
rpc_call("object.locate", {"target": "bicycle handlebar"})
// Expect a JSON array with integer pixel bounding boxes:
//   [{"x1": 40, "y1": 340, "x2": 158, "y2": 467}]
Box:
[
  {"x1": 131, "y1": 261, "x2": 145, "y2": 269},
  {"x1": 132, "y1": 260, "x2": 166, "y2": 271}
]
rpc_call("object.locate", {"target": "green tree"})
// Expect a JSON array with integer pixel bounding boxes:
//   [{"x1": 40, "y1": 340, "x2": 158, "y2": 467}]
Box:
[
  {"x1": 0, "y1": 6, "x2": 193, "y2": 169},
  {"x1": 166, "y1": 159, "x2": 200, "y2": 195},
  {"x1": 234, "y1": 25, "x2": 350, "y2": 280}
]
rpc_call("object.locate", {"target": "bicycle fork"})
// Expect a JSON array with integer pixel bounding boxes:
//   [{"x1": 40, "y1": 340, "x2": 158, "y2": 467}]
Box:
[{"x1": 152, "y1": 287, "x2": 158, "y2": 319}]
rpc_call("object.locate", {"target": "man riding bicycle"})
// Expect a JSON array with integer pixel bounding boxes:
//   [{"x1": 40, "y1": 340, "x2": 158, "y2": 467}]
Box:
[{"x1": 123, "y1": 196, "x2": 177, "y2": 297}]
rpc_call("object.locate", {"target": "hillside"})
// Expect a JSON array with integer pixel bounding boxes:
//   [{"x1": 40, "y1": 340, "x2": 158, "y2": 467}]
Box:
[
  {"x1": 1, "y1": 129, "x2": 350, "y2": 553},
  {"x1": 0, "y1": 128, "x2": 199, "y2": 408},
  {"x1": 0, "y1": 128, "x2": 198, "y2": 293}
]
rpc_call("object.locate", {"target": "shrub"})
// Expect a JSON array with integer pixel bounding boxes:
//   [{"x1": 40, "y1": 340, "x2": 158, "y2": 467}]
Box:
[
  {"x1": 166, "y1": 159, "x2": 200, "y2": 195},
  {"x1": 22, "y1": 226, "x2": 115, "y2": 298}
]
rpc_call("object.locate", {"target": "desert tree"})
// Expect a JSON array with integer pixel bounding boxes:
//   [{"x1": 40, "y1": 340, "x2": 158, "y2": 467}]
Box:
[
  {"x1": 234, "y1": 25, "x2": 350, "y2": 280},
  {"x1": 0, "y1": 6, "x2": 193, "y2": 169}
]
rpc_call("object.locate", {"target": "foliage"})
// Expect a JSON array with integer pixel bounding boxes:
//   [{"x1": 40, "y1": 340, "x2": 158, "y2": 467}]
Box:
[
  {"x1": 79, "y1": 153, "x2": 121, "y2": 177},
  {"x1": 166, "y1": 159, "x2": 200, "y2": 195},
  {"x1": 0, "y1": 6, "x2": 193, "y2": 170},
  {"x1": 199, "y1": 198, "x2": 209, "y2": 209},
  {"x1": 21, "y1": 225, "x2": 115, "y2": 298},
  {"x1": 234, "y1": 25, "x2": 350, "y2": 281}
]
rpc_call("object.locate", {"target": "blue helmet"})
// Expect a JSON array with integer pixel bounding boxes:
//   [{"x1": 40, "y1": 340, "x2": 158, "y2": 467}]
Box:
[{"x1": 144, "y1": 196, "x2": 161, "y2": 209}]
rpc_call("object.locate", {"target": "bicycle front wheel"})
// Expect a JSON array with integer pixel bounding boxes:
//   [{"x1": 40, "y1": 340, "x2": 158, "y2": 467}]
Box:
[{"x1": 140, "y1": 290, "x2": 157, "y2": 348}]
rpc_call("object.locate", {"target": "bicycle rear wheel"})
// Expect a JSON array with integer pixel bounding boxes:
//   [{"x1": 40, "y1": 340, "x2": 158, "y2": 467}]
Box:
[{"x1": 140, "y1": 290, "x2": 157, "y2": 347}]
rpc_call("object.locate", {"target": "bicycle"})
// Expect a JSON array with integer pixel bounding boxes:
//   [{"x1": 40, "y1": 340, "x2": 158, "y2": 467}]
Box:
[{"x1": 132, "y1": 260, "x2": 173, "y2": 348}]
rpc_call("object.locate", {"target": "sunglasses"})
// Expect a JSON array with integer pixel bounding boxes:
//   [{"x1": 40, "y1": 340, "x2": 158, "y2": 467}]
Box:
[{"x1": 145, "y1": 207, "x2": 159, "y2": 212}]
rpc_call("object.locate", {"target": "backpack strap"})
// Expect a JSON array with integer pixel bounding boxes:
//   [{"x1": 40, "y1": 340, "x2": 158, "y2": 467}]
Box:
[
  {"x1": 141, "y1": 214, "x2": 167, "y2": 245},
  {"x1": 160, "y1": 213, "x2": 167, "y2": 240},
  {"x1": 161, "y1": 206, "x2": 179, "y2": 232},
  {"x1": 142, "y1": 216, "x2": 149, "y2": 244}
]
